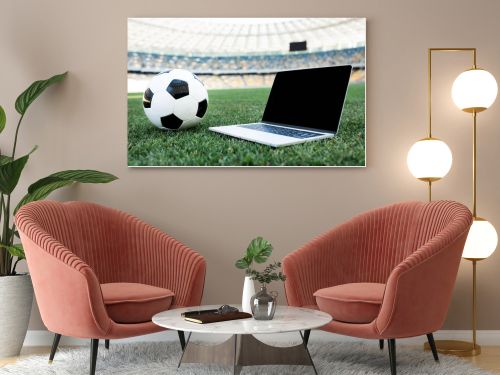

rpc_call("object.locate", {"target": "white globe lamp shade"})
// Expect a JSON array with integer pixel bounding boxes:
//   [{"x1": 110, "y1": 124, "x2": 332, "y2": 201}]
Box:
[
  {"x1": 407, "y1": 138, "x2": 453, "y2": 181},
  {"x1": 452, "y1": 69, "x2": 498, "y2": 113},
  {"x1": 462, "y1": 218, "x2": 498, "y2": 259}
]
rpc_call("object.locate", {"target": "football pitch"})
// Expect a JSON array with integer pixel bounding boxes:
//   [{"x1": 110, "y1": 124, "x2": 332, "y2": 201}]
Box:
[{"x1": 128, "y1": 83, "x2": 365, "y2": 166}]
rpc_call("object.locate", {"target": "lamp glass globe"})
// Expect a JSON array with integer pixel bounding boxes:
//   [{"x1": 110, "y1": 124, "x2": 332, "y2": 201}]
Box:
[
  {"x1": 462, "y1": 218, "x2": 498, "y2": 259},
  {"x1": 407, "y1": 138, "x2": 453, "y2": 180},
  {"x1": 452, "y1": 69, "x2": 498, "y2": 112}
]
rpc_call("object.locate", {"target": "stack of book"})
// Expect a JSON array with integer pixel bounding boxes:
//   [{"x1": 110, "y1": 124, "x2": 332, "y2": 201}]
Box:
[{"x1": 182, "y1": 308, "x2": 252, "y2": 324}]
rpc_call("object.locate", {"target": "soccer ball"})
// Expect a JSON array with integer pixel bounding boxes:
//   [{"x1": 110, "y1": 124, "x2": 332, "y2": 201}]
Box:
[{"x1": 142, "y1": 69, "x2": 208, "y2": 130}]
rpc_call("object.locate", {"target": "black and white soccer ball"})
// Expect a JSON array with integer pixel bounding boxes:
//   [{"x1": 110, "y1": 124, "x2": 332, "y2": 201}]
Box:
[{"x1": 142, "y1": 69, "x2": 208, "y2": 130}]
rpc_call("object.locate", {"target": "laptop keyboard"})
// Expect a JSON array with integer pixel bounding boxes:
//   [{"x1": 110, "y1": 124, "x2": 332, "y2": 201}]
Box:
[{"x1": 240, "y1": 123, "x2": 323, "y2": 139}]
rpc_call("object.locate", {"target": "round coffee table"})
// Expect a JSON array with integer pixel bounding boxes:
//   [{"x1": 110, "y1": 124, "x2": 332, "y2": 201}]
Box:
[{"x1": 153, "y1": 305, "x2": 331, "y2": 374}]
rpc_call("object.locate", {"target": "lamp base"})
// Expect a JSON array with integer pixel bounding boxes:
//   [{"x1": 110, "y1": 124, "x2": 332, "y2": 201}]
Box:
[{"x1": 423, "y1": 340, "x2": 481, "y2": 357}]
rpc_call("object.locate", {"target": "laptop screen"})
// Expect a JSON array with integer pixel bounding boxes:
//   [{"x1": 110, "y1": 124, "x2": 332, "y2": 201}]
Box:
[{"x1": 262, "y1": 65, "x2": 352, "y2": 133}]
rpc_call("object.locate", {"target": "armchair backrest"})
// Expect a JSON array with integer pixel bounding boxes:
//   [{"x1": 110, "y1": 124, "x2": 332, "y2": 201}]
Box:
[
  {"x1": 16, "y1": 200, "x2": 132, "y2": 284},
  {"x1": 283, "y1": 200, "x2": 472, "y2": 308},
  {"x1": 341, "y1": 201, "x2": 422, "y2": 284},
  {"x1": 346, "y1": 200, "x2": 469, "y2": 284}
]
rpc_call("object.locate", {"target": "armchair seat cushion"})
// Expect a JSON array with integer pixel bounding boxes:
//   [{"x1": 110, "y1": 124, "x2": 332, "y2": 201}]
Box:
[
  {"x1": 314, "y1": 283, "x2": 385, "y2": 324},
  {"x1": 101, "y1": 283, "x2": 174, "y2": 324}
]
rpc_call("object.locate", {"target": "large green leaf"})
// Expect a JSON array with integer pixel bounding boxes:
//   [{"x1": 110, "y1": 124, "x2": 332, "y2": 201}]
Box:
[
  {"x1": 28, "y1": 170, "x2": 117, "y2": 193},
  {"x1": 14, "y1": 169, "x2": 118, "y2": 213},
  {"x1": 15, "y1": 72, "x2": 67, "y2": 115},
  {"x1": 0, "y1": 152, "x2": 32, "y2": 194},
  {"x1": 0, "y1": 244, "x2": 24, "y2": 260},
  {"x1": 0, "y1": 105, "x2": 5, "y2": 134},
  {"x1": 246, "y1": 237, "x2": 273, "y2": 264}
]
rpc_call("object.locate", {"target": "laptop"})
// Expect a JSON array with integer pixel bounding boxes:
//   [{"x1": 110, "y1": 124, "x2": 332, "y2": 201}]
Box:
[{"x1": 209, "y1": 65, "x2": 352, "y2": 147}]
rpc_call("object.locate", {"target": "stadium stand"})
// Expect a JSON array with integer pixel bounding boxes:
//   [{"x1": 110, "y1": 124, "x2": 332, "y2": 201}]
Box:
[
  {"x1": 128, "y1": 48, "x2": 365, "y2": 90},
  {"x1": 128, "y1": 48, "x2": 364, "y2": 75}
]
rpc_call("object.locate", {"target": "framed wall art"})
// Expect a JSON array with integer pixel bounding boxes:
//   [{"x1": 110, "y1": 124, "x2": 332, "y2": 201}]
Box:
[{"x1": 128, "y1": 18, "x2": 366, "y2": 167}]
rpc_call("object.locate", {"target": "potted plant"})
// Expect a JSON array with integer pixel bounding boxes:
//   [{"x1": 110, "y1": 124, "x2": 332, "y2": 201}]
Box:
[
  {"x1": 235, "y1": 237, "x2": 273, "y2": 313},
  {"x1": 235, "y1": 237, "x2": 286, "y2": 319},
  {"x1": 0, "y1": 72, "x2": 117, "y2": 358}
]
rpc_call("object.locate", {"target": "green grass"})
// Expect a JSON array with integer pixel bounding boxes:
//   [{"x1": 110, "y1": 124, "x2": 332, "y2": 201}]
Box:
[{"x1": 128, "y1": 83, "x2": 365, "y2": 166}]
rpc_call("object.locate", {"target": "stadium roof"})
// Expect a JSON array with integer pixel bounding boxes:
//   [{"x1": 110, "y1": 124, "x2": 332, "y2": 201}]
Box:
[{"x1": 128, "y1": 18, "x2": 365, "y2": 56}]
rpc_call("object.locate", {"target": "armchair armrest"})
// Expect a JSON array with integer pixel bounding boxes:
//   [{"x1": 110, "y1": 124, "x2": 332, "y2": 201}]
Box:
[
  {"x1": 17, "y1": 230, "x2": 111, "y2": 339},
  {"x1": 376, "y1": 227, "x2": 470, "y2": 338}
]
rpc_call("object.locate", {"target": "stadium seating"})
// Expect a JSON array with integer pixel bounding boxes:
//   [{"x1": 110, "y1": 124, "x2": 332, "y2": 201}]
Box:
[
  {"x1": 128, "y1": 47, "x2": 364, "y2": 75},
  {"x1": 127, "y1": 48, "x2": 365, "y2": 91}
]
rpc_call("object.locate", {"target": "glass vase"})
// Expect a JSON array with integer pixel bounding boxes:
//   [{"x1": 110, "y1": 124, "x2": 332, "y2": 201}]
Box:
[{"x1": 250, "y1": 285, "x2": 278, "y2": 320}]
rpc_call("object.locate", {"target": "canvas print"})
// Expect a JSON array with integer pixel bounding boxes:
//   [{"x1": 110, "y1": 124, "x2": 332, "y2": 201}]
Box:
[{"x1": 128, "y1": 18, "x2": 366, "y2": 167}]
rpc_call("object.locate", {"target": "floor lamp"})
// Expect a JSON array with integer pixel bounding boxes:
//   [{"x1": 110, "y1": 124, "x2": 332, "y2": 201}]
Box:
[{"x1": 407, "y1": 48, "x2": 498, "y2": 356}]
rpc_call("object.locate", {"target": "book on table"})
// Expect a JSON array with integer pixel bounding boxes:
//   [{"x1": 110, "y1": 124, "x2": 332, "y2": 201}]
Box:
[{"x1": 182, "y1": 309, "x2": 252, "y2": 324}]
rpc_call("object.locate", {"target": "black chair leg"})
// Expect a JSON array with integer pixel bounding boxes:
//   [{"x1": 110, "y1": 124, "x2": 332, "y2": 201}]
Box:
[
  {"x1": 177, "y1": 330, "x2": 186, "y2": 350},
  {"x1": 105, "y1": 339, "x2": 110, "y2": 350},
  {"x1": 388, "y1": 339, "x2": 396, "y2": 375},
  {"x1": 426, "y1": 333, "x2": 439, "y2": 362},
  {"x1": 303, "y1": 329, "x2": 311, "y2": 347},
  {"x1": 379, "y1": 339, "x2": 384, "y2": 350},
  {"x1": 90, "y1": 339, "x2": 99, "y2": 375},
  {"x1": 48, "y1": 333, "x2": 62, "y2": 363}
]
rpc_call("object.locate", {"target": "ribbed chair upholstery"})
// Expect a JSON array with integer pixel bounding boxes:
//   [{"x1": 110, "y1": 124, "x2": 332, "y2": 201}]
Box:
[
  {"x1": 16, "y1": 200, "x2": 206, "y2": 375},
  {"x1": 283, "y1": 200, "x2": 472, "y2": 375}
]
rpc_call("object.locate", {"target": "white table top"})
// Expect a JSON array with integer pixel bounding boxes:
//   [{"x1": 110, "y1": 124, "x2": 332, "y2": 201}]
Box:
[{"x1": 152, "y1": 305, "x2": 332, "y2": 335}]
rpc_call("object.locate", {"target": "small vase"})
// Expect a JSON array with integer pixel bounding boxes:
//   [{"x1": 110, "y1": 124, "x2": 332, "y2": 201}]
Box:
[
  {"x1": 250, "y1": 285, "x2": 278, "y2": 320},
  {"x1": 241, "y1": 276, "x2": 255, "y2": 313}
]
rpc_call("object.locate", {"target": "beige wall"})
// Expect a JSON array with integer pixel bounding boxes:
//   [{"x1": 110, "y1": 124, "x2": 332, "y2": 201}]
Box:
[{"x1": 1, "y1": 0, "x2": 500, "y2": 331}]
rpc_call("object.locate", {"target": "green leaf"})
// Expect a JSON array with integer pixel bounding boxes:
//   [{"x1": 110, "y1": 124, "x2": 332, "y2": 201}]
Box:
[
  {"x1": 16, "y1": 180, "x2": 73, "y2": 212},
  {"x1": 15, "y1": 72, "x2": 67, "y2": 115},
  {"x1": 0, "y1": 155, "x2": 13, "y2": 166},
  {"x1": 0, "y1": 152, "x2": 31, "y2": 194},
  {"x1": 14, "y1": 169, "x2": 117, "y2": 214},
  {"x1": 246, "y1": 237, "x2": 273, "y2": 264},
  {"x1": 0, "y1": 105, "x2": 5, "y2": 134},
  {"x1": 29, "y1": 170, "x2": 117, "y2": 193},
  {"x1": 235, "y1": 258, "x2": 250, "y2": 269},
  {"x1": 0, "y1": 244, "x2": 24, "y2": 259}
]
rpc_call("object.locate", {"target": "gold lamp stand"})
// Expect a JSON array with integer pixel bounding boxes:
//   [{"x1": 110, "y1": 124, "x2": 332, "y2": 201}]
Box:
[
  {"x1": 424, "y1": 118, "x2": 482, "y2": 354},
  {"x1": 422, "y1": 48, "x2": 484, "y2": 357}
]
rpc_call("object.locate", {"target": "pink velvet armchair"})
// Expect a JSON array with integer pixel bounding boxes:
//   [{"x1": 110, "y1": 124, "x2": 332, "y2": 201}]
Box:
[
  {"x1": 16, "y1": 200, "x2": 206, "y2": 375},
  {"x1": 283, "y1": 200, "x2": 472, "y2": 375}
]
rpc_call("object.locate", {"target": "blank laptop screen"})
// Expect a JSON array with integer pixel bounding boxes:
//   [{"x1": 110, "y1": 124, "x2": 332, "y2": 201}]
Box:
[{"x1": 262, "y1": 65, "x2": 352, "y2": 133}]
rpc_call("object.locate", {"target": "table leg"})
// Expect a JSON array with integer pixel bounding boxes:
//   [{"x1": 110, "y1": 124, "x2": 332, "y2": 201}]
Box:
[
  {"x1": 233, "y1": 335, "x2": 241, "y2": 375},
  {"x1": 179, "y1": 334, "x2": 237, "y2": 368},
  {"x1": 178, "y1": 332, "x2": 317, "y2": 374}
]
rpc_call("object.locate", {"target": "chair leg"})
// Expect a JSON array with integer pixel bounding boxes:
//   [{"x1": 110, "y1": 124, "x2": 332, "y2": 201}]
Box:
[
  {"x1": 177, "y1": 330, "x2": 186, "y2": 350},
  {"x1": 90, "y1": 339, "x2": 99, "y2": 375},
  {"x1": 105, "y1": 339, "x2": 110, "y2": 350},
  {"x1": 426, "y1": 333, "x2": 439, "y2": 362},
  {"x1": 48, "y1": 333, "x2": 62, "y2": 363},
  {"x1": 379, "y1": 339, "x2": 384, "y2": 350},
  {"x1": 303, "y1": 329, "x2": 311, "y2": 347},
  {"x1": 388, "y1": 339, "x2": 396, "y2": 375}
]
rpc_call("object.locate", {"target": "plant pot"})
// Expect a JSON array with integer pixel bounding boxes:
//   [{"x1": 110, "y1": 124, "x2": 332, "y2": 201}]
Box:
[
  {"x1": 241, "y1": 276, "x2": 255, "y2": 313},
  {"x1": 0, "y1": 274, "x2": 33, "y2": 358}
]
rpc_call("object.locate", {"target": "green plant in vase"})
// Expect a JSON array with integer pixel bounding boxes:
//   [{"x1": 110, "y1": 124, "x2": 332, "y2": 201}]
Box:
[
  {"x1": 235, "y1": 237, "x2": 286, "y2": 319},
  {"x1": 235, "y1": 236, "x2": 273, "y2": 313},
  {"x1": 0, "y1": 72, "x2": 117, "y2": 357}
]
